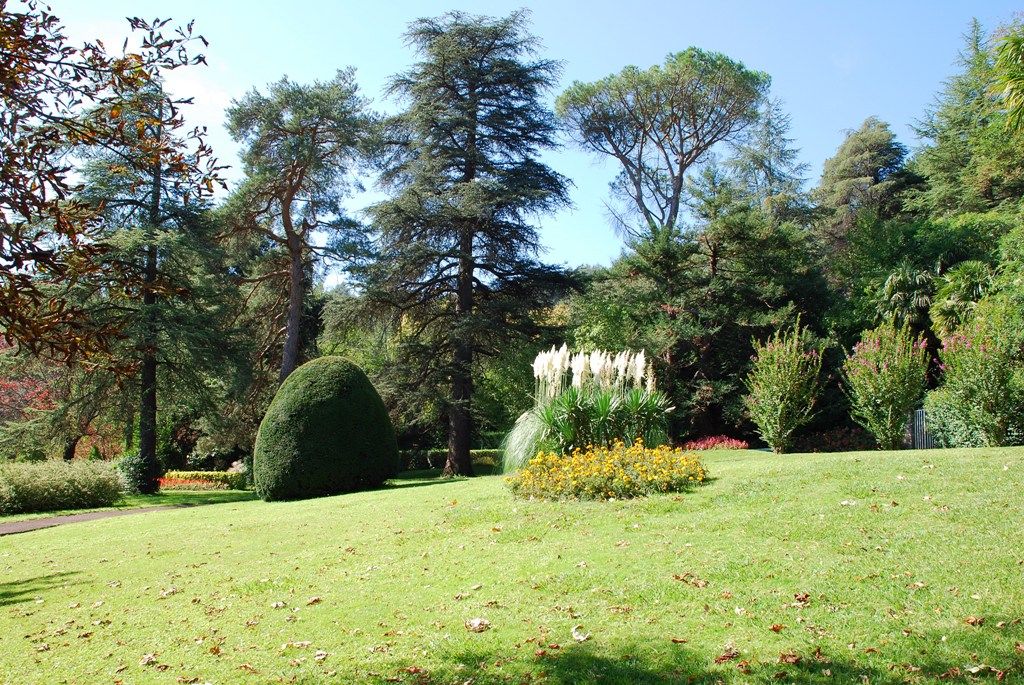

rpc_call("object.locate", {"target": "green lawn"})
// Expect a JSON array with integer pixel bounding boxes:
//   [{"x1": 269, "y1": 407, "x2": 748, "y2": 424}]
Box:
[
  {"x1": 1, "y1": 448, "x2": 1022, "y2": 684},
  {"x1": 0, "y1": 490, "x2": 258, "y2": 524}
]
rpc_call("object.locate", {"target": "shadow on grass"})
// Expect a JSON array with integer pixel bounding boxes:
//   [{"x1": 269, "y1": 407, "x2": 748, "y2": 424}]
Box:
[
  {"x1": 126, "y1": 490, "x2": 258, "y2": 508},
  {"x1": 354, "y1": 632, "x2": 1024, "y2": 685},
  {"x1": 388, "y1": 464, "x2": 501, "y2": 489},
  {"x1": 0, "y1": 571, "x2": 82, "y2": 607}
]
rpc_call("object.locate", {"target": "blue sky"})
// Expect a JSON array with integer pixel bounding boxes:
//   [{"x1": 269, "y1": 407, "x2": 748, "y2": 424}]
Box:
[{"x1": 58, "y1": 1, "x2": 1021, "y2": 270}]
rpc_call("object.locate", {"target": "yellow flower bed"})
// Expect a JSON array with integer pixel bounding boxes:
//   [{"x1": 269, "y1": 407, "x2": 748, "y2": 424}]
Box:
[{"x1": 506, "y1": 440, "x2": 707, "y2": 501}]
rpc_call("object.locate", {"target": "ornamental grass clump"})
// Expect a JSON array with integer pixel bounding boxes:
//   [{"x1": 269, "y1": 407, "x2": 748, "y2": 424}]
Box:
[
  {"x1": 506, "y1": 440, "x2": 706, "y2": 500},
  {"x1": 843, "y1": 323, "x2": 929, "y2": 450},
  {"x1": 743, "y1": 319, "x2": 822, "y2": 453},
  {"x1": 502, "y1": 345, "x2": 670, "y2": 472}
]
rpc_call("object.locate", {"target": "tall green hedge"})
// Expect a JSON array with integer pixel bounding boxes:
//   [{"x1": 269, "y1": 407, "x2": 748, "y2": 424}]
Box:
[{"x1": 253, "y1": 357, "x2": 399, "y2": 501}]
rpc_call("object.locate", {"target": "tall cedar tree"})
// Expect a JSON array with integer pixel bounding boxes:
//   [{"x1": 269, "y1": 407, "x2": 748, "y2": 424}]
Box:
[
  {"x1": 366, "y1": 11, "x2": 570, "y2": 476},
  {"x1": 0, "y1": 2, "x2": 219, "y2": 361},
  {"x1": 76, "y1": 82, "x2": 227, "y2": 491},
  {"x1": 813, "y1": 116, "x2": 909, "y2": 246},
  {"x1": 226, "y1": 71, "x2": 369, "y2": 380}
]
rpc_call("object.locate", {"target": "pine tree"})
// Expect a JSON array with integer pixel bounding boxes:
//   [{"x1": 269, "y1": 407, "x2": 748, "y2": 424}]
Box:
[
  {"x1": 910, "y1": 20, "x2": 1024, "y2": 215},
  {"x1": 76, "y1": 82, "x2": 231, "y2": 492},
  {"x1": 364, "y1": 10, "x2": 570, "y2": 476},
  {"x1": 813, "y1": 116, "x2": 909, "y2": 246},
  {"x1": 225, "y1": 71, "x2": 370, "y2": 381}
]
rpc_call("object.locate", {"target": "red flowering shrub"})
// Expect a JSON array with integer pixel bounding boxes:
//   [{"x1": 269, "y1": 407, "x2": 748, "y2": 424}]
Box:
[{"x1": 682, "y1": 435, "x2": 750, "y2": 451}]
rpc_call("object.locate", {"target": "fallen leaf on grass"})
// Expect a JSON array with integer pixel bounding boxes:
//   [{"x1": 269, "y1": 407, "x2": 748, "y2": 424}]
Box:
[
  {"x1": 714, "y1": 644, "x2": 740, "y2": 663},
  {"x1": 282, "y1": 641, "x2": 311, "y2": 649},
  {"x1": 465, "y1": 618, "x2": 491, "y2": 633},
  {"x1": 314, "y1": 650, "x2": 329, "y2": 662},
  {"x1": 792, "y1": 592, "x2": 811, "y2": 608},
  {"x1": 139, "y1": 653, "x2": 158, "y2": 666},
  {"x1": 270, "y1": 601, "x2": 286, "y2": 609},
  {"x1": 672, "y1": 572, "x2": 708, "y2": 588},
  {"x1": 778, "y1": 651, "x2": 801, "y2": 664},
  {"x1": 964, "y1": 616, "x2": 985, "y2": 626},
  {"x1": 239, "y1": 663, "x2": 258, "y2": 673},
  {"x1": 670, "y1": 637, "x2": 688, "y2": 644},
  {"x1": 736, "y1": 659, "x2": 752, "y2": 674},
  {"x1": 306, "y1": 597, "x2": 322, "y2": 606},
  {"x1": 769, "y1": 624, "x2": 785, "y2": 633}
]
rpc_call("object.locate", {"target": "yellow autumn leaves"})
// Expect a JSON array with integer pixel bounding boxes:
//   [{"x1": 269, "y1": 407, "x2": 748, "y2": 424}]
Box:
[{"x1": 506, "y1": 439, "x2": 706, "y2": 501}]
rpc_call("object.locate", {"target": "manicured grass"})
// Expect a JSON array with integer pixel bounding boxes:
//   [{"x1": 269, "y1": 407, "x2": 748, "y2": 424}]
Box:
[
  {"x1": 0, "y1": 490, "x2": 257, "y2": 524},
  {"x1": 1, "y1": 448, "x2": 1022, "y2": 684}
]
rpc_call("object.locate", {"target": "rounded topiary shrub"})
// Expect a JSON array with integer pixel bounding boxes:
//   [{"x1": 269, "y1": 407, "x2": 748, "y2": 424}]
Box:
[{"x1": 253, "y1": 357, "x2": 399, "y2": 501}]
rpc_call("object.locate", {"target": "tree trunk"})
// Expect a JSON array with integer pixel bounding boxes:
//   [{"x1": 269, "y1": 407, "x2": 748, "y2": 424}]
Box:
[
  {"x1": 280, "y1": 230, "x2": 305, "y2": 381},
  {"x1": 444, "y1": 227, "x2": 475, "y2": 477},
  {"x1": 62, "y1": 435, "x2": 81, "y2": 462},
  {"x1": 138, "y1": 96, "x2": 163, "y2": 495}
]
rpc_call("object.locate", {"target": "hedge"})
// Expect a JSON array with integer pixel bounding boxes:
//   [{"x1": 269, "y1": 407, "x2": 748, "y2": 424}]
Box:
[
  {"x1": 0, "y1": 461, "x2": 123, "y2": 515},
  {"x1": 254, "y1": 357, "x2": 399, "y2": 501},
  {"x1": 162, "y1": 470, "x2": 247, "y2": 490}
]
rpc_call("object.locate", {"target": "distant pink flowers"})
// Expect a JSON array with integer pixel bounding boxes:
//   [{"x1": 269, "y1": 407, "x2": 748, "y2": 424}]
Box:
[{"x1": 683, "y1": 435, "x2": 749, "y2": 451}]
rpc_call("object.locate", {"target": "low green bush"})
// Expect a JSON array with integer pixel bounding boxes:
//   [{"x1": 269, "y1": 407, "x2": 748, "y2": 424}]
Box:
[
  {"x1": 162, "y1": 470, "x2": 247, "y2": 490},
  {"x1": 0, "y1": 461, "x2": 123, "y2": 515},
  {"x1": 843, "y1": 324, "x2": 929, "y2": 450},
  {"x1": 116, "y1": 451, "x2": 148, "y2": 495},
  {"x1": 744, "y1": 319, "x2": 822, "y2": 453},
  {"x1": 931, "y1": 304, "x2": 1024, "y2": 446},
  {"x1": 254, "y1": 357, "x2": 399, "y2": 501},
  {"x1": 924, "y1": 388, "x2": 985, "y2": 448}
]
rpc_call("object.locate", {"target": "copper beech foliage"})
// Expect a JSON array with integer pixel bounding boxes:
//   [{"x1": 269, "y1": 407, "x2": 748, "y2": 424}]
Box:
[{"x1": 0, "y1": 0, "x2": 222, "y2": 364}]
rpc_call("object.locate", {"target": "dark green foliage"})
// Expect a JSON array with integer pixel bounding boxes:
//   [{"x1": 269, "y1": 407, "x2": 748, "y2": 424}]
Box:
[
  {"x1": 924, "y1": 388, "x2": 985, "y2": 448},
  {"x1": 400, "y1": 449, "x2": 502, "y2": 471},
  {"x1": 116, "y1": 451, "x2": 152, "y2": 495},
  {"x1": 814, "y1": 117, "x2": 910, "y2": 231},
  {"x1": 0, "y1": 461, "x2": 123, "y2": 515},
  {"x1": 253, "y1": 357, "x2": 398, "y2": 500},
  {"x1": 908, "y1": 20, "x2": 1024, "y2": 216}
]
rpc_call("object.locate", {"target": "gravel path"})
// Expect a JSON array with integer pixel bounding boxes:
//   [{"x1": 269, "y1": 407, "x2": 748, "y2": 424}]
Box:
[{"x1": 0, "y1": 505, "x2": 192, "y2": 536}]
